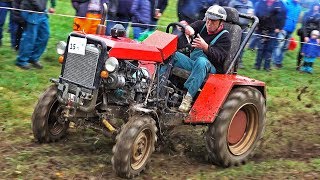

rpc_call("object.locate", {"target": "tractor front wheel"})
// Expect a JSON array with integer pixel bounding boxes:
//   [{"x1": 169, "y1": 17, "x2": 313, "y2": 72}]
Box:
[
  {"x1": 205, "y1": 87, "x2": 266, "y2": 167},
  {"x1": 32, "y1": 85, "x2": 69, "y2": 143},
  {"x1": 112, "y1": 115, "x2": 157, "y2": 178}
]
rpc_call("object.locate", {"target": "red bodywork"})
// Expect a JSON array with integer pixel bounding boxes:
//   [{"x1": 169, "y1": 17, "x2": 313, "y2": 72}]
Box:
[
  {"x1": 185, "y1": 74, "x2": 265, "y2": 124},
  {"x1": 87, "y1": 30, "x2": 177, "y2": 63},
  {"x1": 87, "y1": 31, "x2": 265, "y2": 125}
]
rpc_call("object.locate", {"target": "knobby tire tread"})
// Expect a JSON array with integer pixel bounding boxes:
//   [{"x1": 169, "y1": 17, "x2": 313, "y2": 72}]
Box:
[
  {"x1": 205, "y1": 86, "x2": 266, "y2": 167},
  {"x1": 112, "y1": 115, "x2": 157, "y2": 179}
]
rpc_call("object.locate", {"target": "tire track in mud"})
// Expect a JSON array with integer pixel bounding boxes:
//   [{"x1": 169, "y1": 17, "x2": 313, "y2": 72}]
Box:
[{"x1": 1, "y1": 112, "x2": 319, "y2": 178}]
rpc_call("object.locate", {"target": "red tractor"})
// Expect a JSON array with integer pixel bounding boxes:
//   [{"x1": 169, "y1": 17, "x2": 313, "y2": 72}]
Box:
[{"x1": 32, "y1": 5, "x2": 266, "y2": 178}]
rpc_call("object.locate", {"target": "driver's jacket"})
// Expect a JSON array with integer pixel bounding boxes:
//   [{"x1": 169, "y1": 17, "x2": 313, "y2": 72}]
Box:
[{"x1": 190, "y1": 20, "x2": 231, "y2": 74}]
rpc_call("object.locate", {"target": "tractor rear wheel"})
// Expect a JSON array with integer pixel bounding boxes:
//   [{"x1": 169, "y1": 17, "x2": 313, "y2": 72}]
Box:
[
  {"x1": 205, "y1": 87, "x2": 266, "y2": 167},
  {"x1": 32, "y1": 85, "x2": 69, "y2": 143},
  {"x1": 112, "y1": 115, "x2": 157, "y2": 178}
]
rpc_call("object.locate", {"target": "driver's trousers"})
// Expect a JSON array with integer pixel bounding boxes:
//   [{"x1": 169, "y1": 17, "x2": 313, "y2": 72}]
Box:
[
  {"x1": 161, "y1": 29, "x2": 227, "y2": 97},
  {"x1": 171, "y1": 51, "x2": 216, "y2": 97}
]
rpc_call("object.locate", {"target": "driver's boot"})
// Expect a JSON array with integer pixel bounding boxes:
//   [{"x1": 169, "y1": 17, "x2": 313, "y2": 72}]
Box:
[{"x1": 178, "y1": 94, "x2": 192, "y2": 112}]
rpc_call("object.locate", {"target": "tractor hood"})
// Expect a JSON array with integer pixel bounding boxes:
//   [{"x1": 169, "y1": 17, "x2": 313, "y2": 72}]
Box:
[{"x1": 87, "y1": 30, "x2": 178, "y2": 63}]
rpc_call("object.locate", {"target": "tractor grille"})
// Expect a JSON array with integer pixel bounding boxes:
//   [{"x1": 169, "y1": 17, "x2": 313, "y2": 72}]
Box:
[{"x1": 62, "y1": 45, "x2": 100, "y2": 89}]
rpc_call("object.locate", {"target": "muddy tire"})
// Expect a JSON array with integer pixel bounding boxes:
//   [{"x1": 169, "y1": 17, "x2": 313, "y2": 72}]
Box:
[
  {"x1": 205, "y1": 86, "x2": 266, "y2": 167},
  {"x1": 32, "y1": 85, "x2": 69, "y2": 143},
  {"x1": 112, "y1": 115, "x2": 157, "y2": 178}
]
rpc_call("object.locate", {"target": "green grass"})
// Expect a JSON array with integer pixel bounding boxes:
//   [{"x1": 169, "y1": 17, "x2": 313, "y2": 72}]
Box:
[{"x1": 0, "y1": 0, "x2": 320, "y2": 179}]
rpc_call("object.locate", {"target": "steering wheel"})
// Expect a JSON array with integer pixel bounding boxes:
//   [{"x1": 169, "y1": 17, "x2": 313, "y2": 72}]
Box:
[
  {"x1": 166, "y1": 22, "x2": 186, "y2": 34},
  {"x1": 166, "y1": 22, "x2": 193, "y2": 56}
]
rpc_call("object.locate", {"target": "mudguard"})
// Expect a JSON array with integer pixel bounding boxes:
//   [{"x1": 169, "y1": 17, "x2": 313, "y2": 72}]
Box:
[{"x1": 184, "y1": 74, "x2": 266, "y2": 124}]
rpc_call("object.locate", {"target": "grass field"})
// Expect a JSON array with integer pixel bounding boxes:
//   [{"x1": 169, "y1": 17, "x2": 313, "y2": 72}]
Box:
[{"x1": 0, "y1": 0, "x2": 320, "y2": 179}]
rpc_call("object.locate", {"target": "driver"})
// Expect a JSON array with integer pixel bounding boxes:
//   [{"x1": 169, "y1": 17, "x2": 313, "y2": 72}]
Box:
[{"x1": 170, "y1": 5, "x2": 231, "y2": 112}]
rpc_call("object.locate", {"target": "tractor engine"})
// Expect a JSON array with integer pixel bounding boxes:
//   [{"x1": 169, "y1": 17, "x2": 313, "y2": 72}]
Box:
[
  {"x1": 55, "y1": 34, "x2": 153, "y2": 116},
  {"x1": 103, "y1": 60, "x2": 151, "y2": 105}
]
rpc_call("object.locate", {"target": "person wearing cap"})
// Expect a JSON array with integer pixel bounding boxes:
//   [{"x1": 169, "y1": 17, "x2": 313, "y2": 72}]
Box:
[
  {"x1": 166, "y1": 5, "x2": 231, "y2": 112},
  {"x1": 299, "y1": 30, "x2": 320, "y2": 74}
]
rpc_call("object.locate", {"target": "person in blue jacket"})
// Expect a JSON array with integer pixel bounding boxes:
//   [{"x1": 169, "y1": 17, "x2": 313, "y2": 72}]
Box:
[
  {"x1": 253, "y1": 0, "x2": 286, "y2": 71},
  {"x1": 272, "y1": 0, "x2": 301, "y2": 68},
  {"x1": 15, "y1": 0, "x2": 56, "y2": 70},
  {"x1": 177, "y1": 0, "x2": 218, "y2": 24},
  {"x1": 130, "y1": 0, "x2": 151, "y2": 40},
  {"x1": 300, "y1": 30, "x2": 320, "y2": 74}
]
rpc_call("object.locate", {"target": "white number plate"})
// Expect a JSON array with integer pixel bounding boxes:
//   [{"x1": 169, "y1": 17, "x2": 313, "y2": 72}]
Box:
[{"x1": 68, "y1": 36, "x2": 87, "y2": 55}]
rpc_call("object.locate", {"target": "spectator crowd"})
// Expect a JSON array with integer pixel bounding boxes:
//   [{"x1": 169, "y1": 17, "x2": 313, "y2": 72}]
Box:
[{"x1": 0, "y1": 0, "x2": 319, "y2": 73}]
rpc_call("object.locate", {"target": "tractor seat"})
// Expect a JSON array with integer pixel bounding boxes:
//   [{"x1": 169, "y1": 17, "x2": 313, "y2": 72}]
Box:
[{"x1": 172, "y1": 7, "x2": 241, "y2": 79}]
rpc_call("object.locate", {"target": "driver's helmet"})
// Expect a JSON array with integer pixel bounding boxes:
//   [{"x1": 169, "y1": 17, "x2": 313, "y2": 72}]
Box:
[
  {"x1": 111, "y1": 24, "x2": 126, "y2": 38},
  {"x1": 311, "y1": 30, "x2": 320, "y2": 36},
  {"x1": 205, "y1": 5, "x2": 227, "y2": 21}
]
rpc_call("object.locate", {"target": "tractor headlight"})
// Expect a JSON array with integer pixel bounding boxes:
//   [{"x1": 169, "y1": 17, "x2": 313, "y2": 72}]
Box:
[
  {"x1": 105, "y1": 57, "x2": 119, "y2": 72},
  {"x1": 56, "y1": 41, "x2": 67, "y2": 55}
]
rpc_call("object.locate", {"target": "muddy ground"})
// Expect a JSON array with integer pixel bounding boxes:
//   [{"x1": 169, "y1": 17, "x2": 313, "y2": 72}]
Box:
[{"x1": 1, "y1": 111, "x2": 320, "y2": 179}]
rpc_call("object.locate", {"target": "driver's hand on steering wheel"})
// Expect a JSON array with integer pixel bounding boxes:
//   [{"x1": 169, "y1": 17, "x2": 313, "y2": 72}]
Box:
[
  {"x1": 179, "y1": 20, "x2": 194, "y2": 36},
  {"x1": 185, "y1": 25, "x2": 195, "y2": 36},
  {"x1": 192, "y1": 34, "x2": 209, "y2": 52}
]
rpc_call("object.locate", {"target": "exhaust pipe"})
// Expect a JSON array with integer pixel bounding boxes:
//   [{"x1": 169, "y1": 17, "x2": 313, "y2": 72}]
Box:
[{"x1": 96, "y1": 3, "x2": 108, "y2": 35}]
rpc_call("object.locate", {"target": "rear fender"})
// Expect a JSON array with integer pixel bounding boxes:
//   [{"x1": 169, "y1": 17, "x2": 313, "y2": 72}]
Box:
[{"x1": 184, "y1": 74, "x2": 266, "y2": 124}]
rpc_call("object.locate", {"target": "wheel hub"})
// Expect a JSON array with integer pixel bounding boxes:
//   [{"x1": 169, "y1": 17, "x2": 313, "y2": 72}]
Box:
[
  {"x1": 48, "y1": 101, "x2": 66, "y2": 136},
  {"x1": 131, "y1": 129, "x2": 152, "y2": 170},
  {"x1": 227, "y1": 104, "x2": 259, "y2": 156},
  {"x1": 133, "y1": 133, "x2": 147, "y2": 161},
  {"x1": 228, "y1": 110, "x2": 247, "y2": 144}
]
